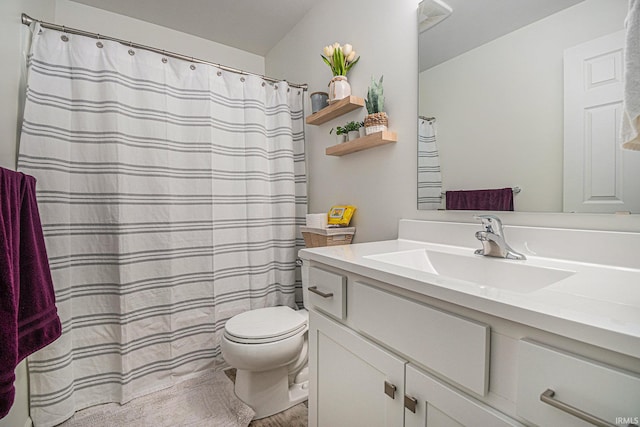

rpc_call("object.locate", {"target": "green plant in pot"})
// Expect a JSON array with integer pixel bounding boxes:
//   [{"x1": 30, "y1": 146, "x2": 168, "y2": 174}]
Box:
[
  {"x1": 321, "y1": 43, "x2": 360, "y2": 103},
  {"x1": 364, "y1": 75, "x2": 388, "y2": 135},
  {"x1": 344, "y1": 121, "x2": 361, "y2": 141},
  {"x1": 330, "y1": 125, "x2": 347, "y2": 143}
]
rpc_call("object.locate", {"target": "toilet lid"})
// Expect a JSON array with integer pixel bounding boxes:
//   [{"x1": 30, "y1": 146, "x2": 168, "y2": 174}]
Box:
[{"x1": 224, "y1": 306, "x2": 307, "y2": 343}]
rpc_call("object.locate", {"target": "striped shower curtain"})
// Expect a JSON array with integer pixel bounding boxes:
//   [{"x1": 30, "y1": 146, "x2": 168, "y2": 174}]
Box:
[
  {"x1": 417, "y1": 118, "x2": 442, "y2": 209},
  {"x1": 18, "y1": 24, "x2": 306, "y2": 427}
]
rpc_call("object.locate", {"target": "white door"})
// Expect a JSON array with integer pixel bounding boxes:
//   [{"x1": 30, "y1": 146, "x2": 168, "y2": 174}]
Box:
[
  {"x1": 564, "y1": 30, "x2": 640, "y2": 213},
  {"x1": 308, "y1": 310, "x2": 405, "y2": 427}
]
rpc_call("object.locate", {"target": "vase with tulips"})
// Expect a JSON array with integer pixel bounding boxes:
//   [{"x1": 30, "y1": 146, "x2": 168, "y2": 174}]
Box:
[{"x1": 321, "y1": 42, "x2": 360, "y2": 102}]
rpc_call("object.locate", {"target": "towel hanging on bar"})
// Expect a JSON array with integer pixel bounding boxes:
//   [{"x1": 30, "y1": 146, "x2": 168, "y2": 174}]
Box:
[
  {"x1": 444, "y1": 187, "x2": 516, "y2": 211},
  {"x1": 0, "y1": 167, "x2": 61, "y2": 418}
]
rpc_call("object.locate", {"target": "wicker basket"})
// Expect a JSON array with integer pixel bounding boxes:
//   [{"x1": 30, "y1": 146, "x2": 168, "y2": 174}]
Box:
[
  {"x1": 301, "y1": 226, "x2": 355, "y2": 248},
  {"x1": 364, "y1": 112, "x2": 388, "y2": 135}
]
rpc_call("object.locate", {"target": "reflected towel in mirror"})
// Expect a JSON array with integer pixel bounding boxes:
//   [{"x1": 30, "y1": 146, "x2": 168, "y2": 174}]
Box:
[{"x1": 445, "y1": 188, "x2": 514, "y2": 211}]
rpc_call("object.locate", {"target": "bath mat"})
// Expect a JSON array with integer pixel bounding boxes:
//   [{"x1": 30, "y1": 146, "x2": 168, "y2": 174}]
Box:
[{"x1": 57, "y1": 370, "x2": 255, "y2": 427}]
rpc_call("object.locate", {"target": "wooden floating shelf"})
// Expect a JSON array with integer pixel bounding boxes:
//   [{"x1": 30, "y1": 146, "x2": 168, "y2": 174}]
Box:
[
  {"x1": 326, "y1": 131, "x2": 398, "y2": 156},
  {"x1": 305, "y1": 96, "x2": 365, "y2": 125}
]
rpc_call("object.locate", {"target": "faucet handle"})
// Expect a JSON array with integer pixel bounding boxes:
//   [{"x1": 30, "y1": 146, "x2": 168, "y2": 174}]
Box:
[{"x1": 474, "y1": 214, "x2": 503, "y2": 235}]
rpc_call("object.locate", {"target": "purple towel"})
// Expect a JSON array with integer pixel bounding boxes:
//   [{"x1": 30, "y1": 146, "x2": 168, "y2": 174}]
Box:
[
  {"x1": 0, "y1": 167, "x2": 61, "y2": 418},
  {"x1": 445, "y1": 188, "x2": 514, "y2": 211}
]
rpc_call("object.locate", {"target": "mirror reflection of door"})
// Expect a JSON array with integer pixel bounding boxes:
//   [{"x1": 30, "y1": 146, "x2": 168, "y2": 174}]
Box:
[{"x1": 564, "y1": 31, "x2": 640, "y2": 213}]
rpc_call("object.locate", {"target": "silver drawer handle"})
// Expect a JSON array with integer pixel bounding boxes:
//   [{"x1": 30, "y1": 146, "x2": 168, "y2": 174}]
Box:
[
  {"x1": 308, "y1": 286, "x2": 334, "y2": 298},
  {"x1": 540, "y1": 389, "x2": 621, "y2": 427},
  {"x1": 384, "y1": 381, "x2": 396, "y2": 399},
  {"x1": 404, "y1": 395, "x2": 418, "y2": 413}
]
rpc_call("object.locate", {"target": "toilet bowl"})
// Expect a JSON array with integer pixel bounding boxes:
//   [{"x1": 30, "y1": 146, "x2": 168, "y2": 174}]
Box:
[{"x1": 221, "y1": 305, "x2": 309, "y2": 419}]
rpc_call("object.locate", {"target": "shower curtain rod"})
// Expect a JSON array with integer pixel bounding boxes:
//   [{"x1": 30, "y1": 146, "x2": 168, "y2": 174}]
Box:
[{"x1": 21, "y1": 13, "x2": 308, "y2": 90}]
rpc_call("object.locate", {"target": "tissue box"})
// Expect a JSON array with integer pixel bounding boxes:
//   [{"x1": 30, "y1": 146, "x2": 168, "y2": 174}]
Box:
[
  {"x1": 300, "y1": 226, "x2": 355, "y2": 248},
  {"x1": 305, "y1": 213, "x2": 328, "y2": 229}
]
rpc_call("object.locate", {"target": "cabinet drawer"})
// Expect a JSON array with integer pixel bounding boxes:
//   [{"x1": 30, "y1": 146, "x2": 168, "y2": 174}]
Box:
[
  {"x1": 350, "y1": 281, "x2": 489, "y2": 396},
  {"x1": 405, "y1": 364, "x2": 525, "y2": 427},
  {"x1": 308, "y1": 267, "x2": 346, "y2": 320},
  {"x1": 517, "y1": 339, "x2": 640, "y2": 427}
]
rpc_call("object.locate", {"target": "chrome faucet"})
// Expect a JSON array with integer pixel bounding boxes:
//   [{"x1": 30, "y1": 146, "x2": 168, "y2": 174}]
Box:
[{"x1": 474, "y1": 215, "x2": 526, "y2": 260}]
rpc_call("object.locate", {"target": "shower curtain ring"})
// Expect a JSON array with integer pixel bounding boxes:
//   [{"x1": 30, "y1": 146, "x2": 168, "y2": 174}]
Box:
[{"x1": 60, "y1": 26, "x2": 69, "y2": 42}]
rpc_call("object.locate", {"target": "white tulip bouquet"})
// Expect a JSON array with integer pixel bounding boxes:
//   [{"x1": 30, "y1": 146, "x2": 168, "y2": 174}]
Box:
[{"x1": 321, "y1": 43, "x2": 360, "y2": 77}]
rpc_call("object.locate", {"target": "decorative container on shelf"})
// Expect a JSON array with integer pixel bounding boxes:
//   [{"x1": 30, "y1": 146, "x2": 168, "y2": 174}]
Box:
[
  {"x1": 310, "y1": 92, "x2": 329, "y2": 113},
  {"x1": 321, "y1": 42, "x2": 360, "y2": 103},
  {"x1": 364, "y1": 112, "x2": 388, "y2": 135},
  {"x1": 300, "y1": 226, "x2": 355, "y2": 248},
  {"x1": 328, "y1": 76, "x2": 350, "y2": 103},
  {"x1": 364, "y1": 75, "x2": 388, "y2": 135}
]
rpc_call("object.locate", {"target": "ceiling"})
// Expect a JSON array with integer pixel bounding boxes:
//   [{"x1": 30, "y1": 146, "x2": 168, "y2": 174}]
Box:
[
  {"x1": 70, "y1": 0, "x2": 585, "y2": 64},
  {"x1": 70, "y1": 0, "x2": 318, "y2": 56},
  {"x1": 419, "y1": 0, "x2": 585, "y2": 71}
]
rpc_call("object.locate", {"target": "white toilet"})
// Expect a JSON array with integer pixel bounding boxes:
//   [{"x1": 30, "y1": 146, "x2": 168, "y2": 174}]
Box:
[{"x1": 220, "y1": 265, "x2": 310, "y2": 419}]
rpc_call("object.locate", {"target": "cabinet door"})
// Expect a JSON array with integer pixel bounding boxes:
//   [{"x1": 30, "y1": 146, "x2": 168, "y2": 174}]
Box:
[
  {"x1": 405, "y1": 364, "x2": 525, "y2": 427},
  {"x1": 308, "y1": 310, "x2": 406, "y2": 427}
]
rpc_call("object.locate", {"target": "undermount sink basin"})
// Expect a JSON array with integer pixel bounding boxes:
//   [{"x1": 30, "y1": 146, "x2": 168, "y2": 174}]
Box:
[{"x1": 364, "y1": 249, "x2": 575, "y2": 293}]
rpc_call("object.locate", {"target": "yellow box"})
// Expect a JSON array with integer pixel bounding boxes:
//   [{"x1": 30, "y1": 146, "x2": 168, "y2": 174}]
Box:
[{"x1": 327, "y1": 205, "x2": 356, "y2": 226}]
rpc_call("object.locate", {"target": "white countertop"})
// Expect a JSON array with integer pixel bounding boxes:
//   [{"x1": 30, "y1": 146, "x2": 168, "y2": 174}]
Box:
[{"x1": 299, "y1": 238, "x2": 640, "y2": 359}]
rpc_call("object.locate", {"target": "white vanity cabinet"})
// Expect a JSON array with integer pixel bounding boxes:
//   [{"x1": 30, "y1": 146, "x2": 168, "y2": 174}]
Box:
[
  {"x1": 309, "y1": 310, "x2": 405, "y2": 427},
  {"x1": 305, "y1": 263, "x2": 640, "y2": 427},
  {"x1": 404, "y1": 364, "x2": 525, "y2": 427},
  {"x1": 307, "y1": 266, "x2": 523, "y2": 427},
  {"x1": 516, "y1": 340, "x2": 640, "y2": 427}
]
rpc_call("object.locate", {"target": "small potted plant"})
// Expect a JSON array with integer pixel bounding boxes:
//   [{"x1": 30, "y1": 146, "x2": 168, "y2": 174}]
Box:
[
  {"x1": 330, "y1": 126, "x2": 347, "y2": 144},
  {"x1": 345, "y1": 121, "x2": 361, "y2": 141},
  {"x1": 364, "y1": 75, "x2": 387, "y2": 135},
  {"x1": 321, "y1": 43, "x2": 360, "y2": 103},
  {"x1": 358, "y1": 121, "x2": 366, "y2": 138}
]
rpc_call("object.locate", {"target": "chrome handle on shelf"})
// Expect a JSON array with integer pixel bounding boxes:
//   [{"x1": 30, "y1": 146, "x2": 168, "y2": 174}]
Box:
[
  {"x1": 540, "y1": 389, "x2": 617, "y2": 427},
  {"x1": 308, "y1": 286, "x2": 333, "y2": 298}
]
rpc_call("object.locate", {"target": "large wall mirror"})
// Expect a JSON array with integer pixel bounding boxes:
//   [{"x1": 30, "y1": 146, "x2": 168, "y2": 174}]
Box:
[{"x1": 418, "y1": 0, "x2": 638, "y2": 213}]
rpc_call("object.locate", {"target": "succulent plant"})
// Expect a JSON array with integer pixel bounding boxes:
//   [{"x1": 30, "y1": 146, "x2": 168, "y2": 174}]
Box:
[{"x1": 365, "y1": 75, "x2": 385, "y2": 114}]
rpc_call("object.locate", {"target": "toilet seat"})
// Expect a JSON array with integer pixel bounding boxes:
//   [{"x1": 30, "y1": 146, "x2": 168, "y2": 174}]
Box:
[{"x1": 224, "y1": 306, "x2": 307, "y2": 344}]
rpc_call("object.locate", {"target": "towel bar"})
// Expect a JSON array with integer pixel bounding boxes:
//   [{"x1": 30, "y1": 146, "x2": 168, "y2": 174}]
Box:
[{"x1": 441, "y1": 186, "x2": 521, "y2": 196}]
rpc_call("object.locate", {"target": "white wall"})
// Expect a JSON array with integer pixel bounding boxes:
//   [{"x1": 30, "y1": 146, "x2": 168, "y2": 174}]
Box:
[
  {"x1": 53, "y1": 0, "x2": 265, "y2": 75},
  {"x1": 266, "y1": 0, "x2": 420, "y2": 243},
  {"x1": 267, "y1": 0, "x2": 639, "y2": 241},
  {"x1": 420, "y1": 0, "x2": 627, "y2": 212}
]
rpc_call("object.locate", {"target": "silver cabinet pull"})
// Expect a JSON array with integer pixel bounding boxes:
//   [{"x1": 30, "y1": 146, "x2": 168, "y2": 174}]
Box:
[
  {"x1": 540, "y1": 389, "x2": 617, "y2": 427},
  {"x1": 404, "y1": 395, "x2": 417, "y2": 413},
  {"x1": 384, "y1": 381, "x2": 397, "y2": 399},
  {"x1": 308, "y1": 286, "x2": 333, "y2": 298}
]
